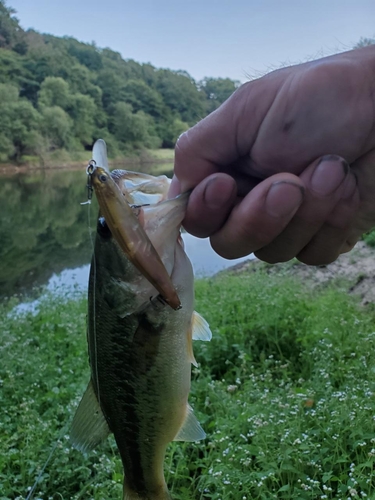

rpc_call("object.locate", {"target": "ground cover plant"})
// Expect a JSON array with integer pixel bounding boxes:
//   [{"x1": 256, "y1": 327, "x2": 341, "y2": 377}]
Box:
[{"x1": 2, "y1": 270, "x2": 375, "y2": 499}]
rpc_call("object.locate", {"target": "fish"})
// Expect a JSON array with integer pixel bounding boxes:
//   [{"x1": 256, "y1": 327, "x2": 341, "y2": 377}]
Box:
[{"x1": 71, "y1": 139, "x2": 212, "y2": 500}]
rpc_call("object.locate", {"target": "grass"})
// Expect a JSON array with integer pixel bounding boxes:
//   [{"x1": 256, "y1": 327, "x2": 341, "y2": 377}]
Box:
[
  {"x1": 147, "y1": 149, "x2": 175, "y2": 161},
  {"x1": 363, "y1": 229, "x2": 375, "y2": 248},
  {"x1": 2, "y1": 271, "x2": 375, "y2": 499}
]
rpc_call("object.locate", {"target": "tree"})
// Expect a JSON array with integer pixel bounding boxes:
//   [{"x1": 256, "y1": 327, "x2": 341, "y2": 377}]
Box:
[
  {"x1": 96, "y1": 69, "x2": 125, "y2": 109},
  {"x1": 0, "y1": 0, "x2": 25, "y2": 50},
  {"x1": 355, "y1": 37, "x2": 375, "y2": 48},
  {"x1": 38, "y1": 76, "x2": 71, "y2": 109},
  {"x1": 199, "y1": 77, "x2": 240, "y2": 113},
  {"x1": 0, "y1": 82, "x2": 42, "y2": 161},
  {"x1": 68, "y1": 93, "x2": 97, "y2": 146},
  {"x1": 40, "y1": 106, "x2": 73, "y2": 150},
  {"x1": 110, "y1": 102, "x2": 160, "y2": 149},
  {"x1": 122, "y1": 79, "x2": 164, "y2": 118},
  {"x1": 155, "y1": 69, "x2": 205, "y2": 124},
  {"x1": 64, "y1": 37, "x2": 102, "y2": 71}
]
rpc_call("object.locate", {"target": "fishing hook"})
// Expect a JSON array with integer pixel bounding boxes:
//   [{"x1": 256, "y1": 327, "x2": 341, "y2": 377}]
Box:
[
  {"x1": 85, "y1": 159, "x2": 96, "y2": 202},
  {"x1": 80, "y1": 160, "x2": 96, "y2": 206}
]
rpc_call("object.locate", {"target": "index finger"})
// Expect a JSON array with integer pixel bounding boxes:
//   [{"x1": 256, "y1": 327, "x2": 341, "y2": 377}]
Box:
[{"x1": 174, "y1": 115, "x2": 237, "y2": 191}]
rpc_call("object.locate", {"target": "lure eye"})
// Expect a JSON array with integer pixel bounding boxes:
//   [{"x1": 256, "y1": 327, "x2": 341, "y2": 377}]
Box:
[
  {"x1": 99, "y1": 174, "x2": 108, "y2": 182},
  {"x1": 97, "y1": 217, "x2": 111, "y2": 239}
]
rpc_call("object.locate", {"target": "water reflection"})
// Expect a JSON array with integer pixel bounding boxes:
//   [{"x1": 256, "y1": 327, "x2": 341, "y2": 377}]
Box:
[
  {"x1": 1, "y1": 165, "x2": 252, "y2": 306},
  {"x1": 1, "y1": 168, "x2": 97, "y2": 299},
  {"x1": 14, "y1": 234, "x2": 252, "y2": 314}
]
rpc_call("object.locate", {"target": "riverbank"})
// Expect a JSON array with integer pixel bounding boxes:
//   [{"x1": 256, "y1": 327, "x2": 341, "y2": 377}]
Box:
[
  {"x1": 225, "y1": 241, "x2": 375, "y2": 306},
  {"x1": 0, "y1": 148, "x2": 175, "y2": 176},
  {"x1": 2, "y1": 266, "x2": 375, "y2": 498}
]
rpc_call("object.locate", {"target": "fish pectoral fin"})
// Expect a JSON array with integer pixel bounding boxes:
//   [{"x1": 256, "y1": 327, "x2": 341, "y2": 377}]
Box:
[
  {"x1": 186, "y1": 312, "x2": 212, "y2": 367},
  {"x1": 192, "y1": 311, "x2": 212, "y2": 341},
  {"x1": 70, "y1": 380, "x2": 110, "y2": 453},
  {"x1": 173, "y1": 405, "x2": 206, "y2": 442}
]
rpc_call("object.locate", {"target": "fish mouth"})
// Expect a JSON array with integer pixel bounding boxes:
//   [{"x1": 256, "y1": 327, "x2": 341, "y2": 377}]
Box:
[{"x1": 90, "y1": 166, "x2": 182, "y2": 310}]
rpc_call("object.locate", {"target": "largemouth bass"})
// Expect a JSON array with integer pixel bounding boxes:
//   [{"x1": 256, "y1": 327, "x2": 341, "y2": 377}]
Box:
[{"x1": 71, "y1": 140, "x2": 211, "y2": 500}]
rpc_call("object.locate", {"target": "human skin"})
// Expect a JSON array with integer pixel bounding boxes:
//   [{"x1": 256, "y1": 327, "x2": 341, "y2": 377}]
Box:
[{"x1": 171, "y1": 45, "x2": 375, "y2": 265}]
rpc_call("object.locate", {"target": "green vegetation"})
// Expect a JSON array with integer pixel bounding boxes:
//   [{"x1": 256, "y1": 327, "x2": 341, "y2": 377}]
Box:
[
  {"x1": 363, "y1": 229, "x2": 375, "y2": 248},
  {"x1": 2, "y1": 271, "x2": 375, "y2": 499},
  {"x1": 0, "y1": 1, "x2": 240, "y2": 164}
]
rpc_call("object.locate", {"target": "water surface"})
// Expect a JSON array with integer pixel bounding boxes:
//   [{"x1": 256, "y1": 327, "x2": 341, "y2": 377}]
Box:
[{"x1": 1, "y1": 164, "x2": 252, "y2": 306}]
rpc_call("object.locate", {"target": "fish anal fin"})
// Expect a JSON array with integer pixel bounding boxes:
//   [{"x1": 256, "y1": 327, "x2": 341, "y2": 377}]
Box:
[
  {"x1": 70, "y1": 380, "x2": 110, "y2": 453},
  {"x1": 192, "y1": 311, "x2": 212, "y2": 341},
  {"x1": 173, "y1": 405, "x2": 206, "y2": 442}
]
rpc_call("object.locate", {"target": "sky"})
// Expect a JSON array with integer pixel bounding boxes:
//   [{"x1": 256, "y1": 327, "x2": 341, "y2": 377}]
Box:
[{"x1": 9, "y1": 0, "x2": 375, "y2": 83}]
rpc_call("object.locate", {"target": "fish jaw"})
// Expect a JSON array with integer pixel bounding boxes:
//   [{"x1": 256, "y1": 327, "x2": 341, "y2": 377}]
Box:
[
  {"x1": 90, "y1": 167, "x2": 181, "y2": 310},
  {"x1": 112, "y1": 169, "x2": 171, "y2": 205}
]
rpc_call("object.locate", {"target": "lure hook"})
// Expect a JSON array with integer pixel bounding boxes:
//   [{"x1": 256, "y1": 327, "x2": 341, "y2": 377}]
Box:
[
  {"x1": 80, "y1": 160, "x2": 96, "y2": 205},
  {"x1": 85, "y1": 160, "x2": 96, "y2": 201}
]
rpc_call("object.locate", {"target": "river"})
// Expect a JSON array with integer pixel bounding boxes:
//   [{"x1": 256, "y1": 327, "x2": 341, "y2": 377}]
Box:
[{"x1": 1, "y1": 163, "x2": 252, "y2": 308}]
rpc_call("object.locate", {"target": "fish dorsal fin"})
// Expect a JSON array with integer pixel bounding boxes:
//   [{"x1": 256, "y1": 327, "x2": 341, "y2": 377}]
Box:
[
  {"x1": 192, "y1": 311, "x2": 212, "y2": 341},
  {"x1": 173, "y1": 405, "x2": 206, "y2": 442},
  {"x1": 70, "y1": 380, "x2": 110, "y2": 453},
  {"x1": 92, "y1": 139, "x2": 109, "y2": 172}
]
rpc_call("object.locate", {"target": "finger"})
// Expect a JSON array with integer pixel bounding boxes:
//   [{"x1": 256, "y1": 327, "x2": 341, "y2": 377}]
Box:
[
  {"x1": 182, "y1": 174, "x2": 237, "y2": 238},
  {"x1": 296, "y1": 172, "x2": 359, "y2": 265},
  {"x1": 174, "y1": 116, "x2": 237, "y2": 192},
  {"x1": 168, "y1": 175, "x2": 181, "y2": 198},
  {"x1": 255, "y1": 155, "x2": 350, "y2": 263},
  {"x1": 173, "y1": 83, "x2": 272, "y2": 191},
  {"x1": 209, "y1": 173, "x2": 305, "y2": 259}
]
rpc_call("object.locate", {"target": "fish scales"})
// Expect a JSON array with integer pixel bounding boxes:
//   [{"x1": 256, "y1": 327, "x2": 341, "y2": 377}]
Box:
[
  {"x1": 71, "y1": 140, "x2": 211, "y2": 500},
  {"x1": 88, "y1": 241, "x2": 192, "y2": 497}
]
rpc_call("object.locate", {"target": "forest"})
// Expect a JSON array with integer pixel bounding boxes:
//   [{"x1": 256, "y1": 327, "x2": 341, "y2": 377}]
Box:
[{"x1": 0, "y1": 1, "x2": 240, "y2": 163}]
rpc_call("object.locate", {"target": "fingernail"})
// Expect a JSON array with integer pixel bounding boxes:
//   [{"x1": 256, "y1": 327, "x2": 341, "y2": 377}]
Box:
[
  {"x1": 168, "y1": 175, "x2": 181, "y2": 199},
  {"x1": 311, "y1": 155, "x2": 349, "y2": 195},
  {"x1": 266, "y1": 181, "x2": 304, "y2": 217},
  {"x1": 203, "y1": 176, "x2": 236, "y2": 209}
]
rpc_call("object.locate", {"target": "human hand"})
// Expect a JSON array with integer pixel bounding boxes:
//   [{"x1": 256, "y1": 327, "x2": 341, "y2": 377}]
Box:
[{"x1": 171, "y1": 45, "x2": 375, "y2": 265}]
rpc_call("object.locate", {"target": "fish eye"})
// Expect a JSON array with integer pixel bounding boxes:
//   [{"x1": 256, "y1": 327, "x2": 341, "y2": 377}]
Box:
[
  {"x1": 99, "y1": 174, "x2": 108, "y2": 182},
  {"x1": 97, "y1": 217, "x2": 111, "y2": 239}
]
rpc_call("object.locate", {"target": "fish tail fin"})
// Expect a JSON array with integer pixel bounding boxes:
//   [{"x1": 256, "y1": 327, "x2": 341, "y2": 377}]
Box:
[{"x1": 123, "y1": 482, "x2": 172, "y2": 500}]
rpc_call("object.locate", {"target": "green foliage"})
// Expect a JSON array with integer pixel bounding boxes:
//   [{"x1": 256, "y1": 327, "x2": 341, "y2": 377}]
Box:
[
  {"x1": 2, "y1": 271, "x2": 375, "y2": 498},
  {"x1": 362, "y1": 229, "x2": 375, "y2": 247},
  {"x1": 38, "y1": 76, "x2": 71, "y2": 109},
  {"x1": 0, "y1": 2, "x2": 241, "y2": 163},
  {"x1": 199, "y1": 77, "x2": 241, "y2": 113},
  {"x1": 0, "y1": 0, "x2": 25, "y2": 50},
  {"x1": 69, "y1": 93, "x2": 97, "y2": 146},
  {"x1": 355, "y1": 37, "x2": 375, "y2": 48},
  {"x1": 39, "y1": 105, "x2": 73, "y2": 150},
  {"x1": 0, "y1": 82, "x2": 42, "y2": 160},
  {"x1": 110, "y1": 102, "x2": 161, "y2": 150}
]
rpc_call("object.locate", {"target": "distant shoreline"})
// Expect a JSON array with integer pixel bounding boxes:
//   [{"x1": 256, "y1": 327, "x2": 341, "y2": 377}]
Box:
[{"x1": 0, "y1": 149, "x2": 175, "y2": 177}]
